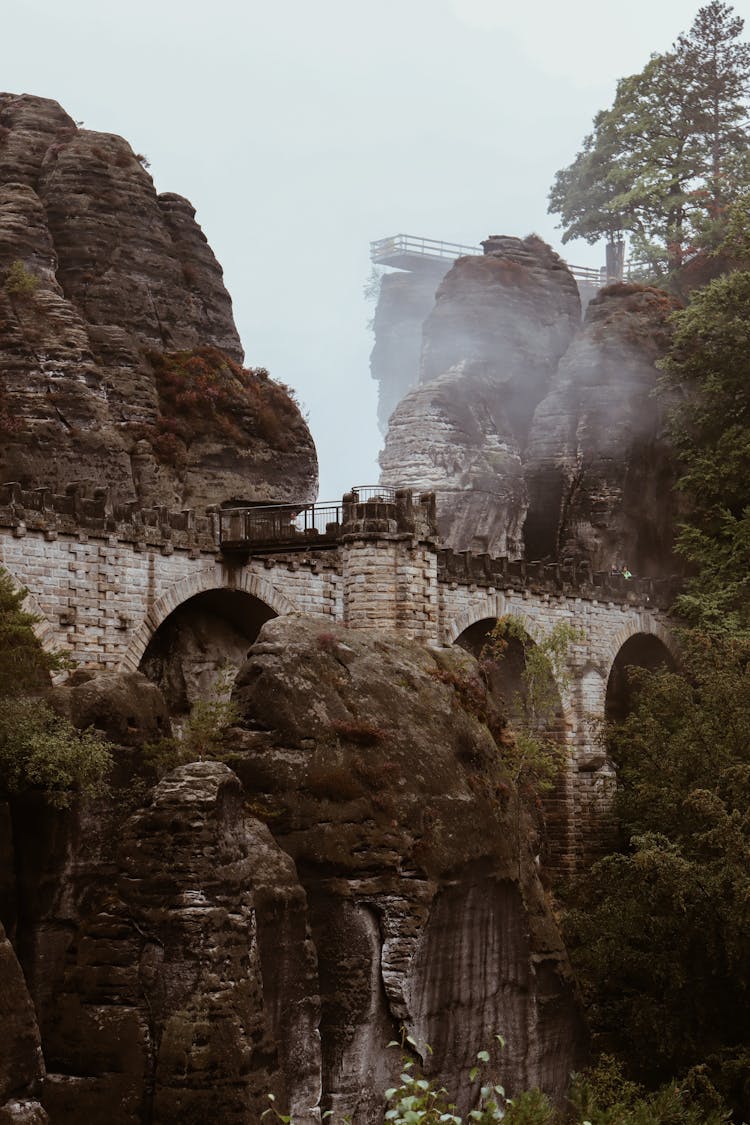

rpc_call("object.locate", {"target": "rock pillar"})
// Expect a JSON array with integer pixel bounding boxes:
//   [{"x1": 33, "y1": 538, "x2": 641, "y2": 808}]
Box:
[{"x1": 340, "y1": 489, "x2": 439, "y2": 641}]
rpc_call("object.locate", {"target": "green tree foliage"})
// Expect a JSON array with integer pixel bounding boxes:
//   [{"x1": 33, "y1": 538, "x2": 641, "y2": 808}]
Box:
[
  {"x1": 143, "y1": 667, "x2": 239, "y2": 778},
  {"x1": 568, "y1": 1054, "x2": 731, "y2": 1124},
  {"x1": 3, "y1": 259, "x2": 39, "y2": 298},
  {"x1": 660, "y1": 268, "x2": 750, "y2": 632},
  {"x1": 548, "y1": 2, "x2": 750, "y2": 278},
  {"x1": 0, "y1": 698, "x2": 112, "y2": 807},
  {"x1": 0, "y1": 568, "x2": 66, "y2": 693},
  {"x1": 565, "y1": 635, "x2": 750, "y2": 1118},
  {"x1": 0, "y1": 568, "x2": 112, "y2": 805}
]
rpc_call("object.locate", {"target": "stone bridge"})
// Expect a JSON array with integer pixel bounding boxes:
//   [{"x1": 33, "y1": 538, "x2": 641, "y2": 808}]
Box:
[{"x1": 0, "y1": 482, "x2": 679, "y2": 871}]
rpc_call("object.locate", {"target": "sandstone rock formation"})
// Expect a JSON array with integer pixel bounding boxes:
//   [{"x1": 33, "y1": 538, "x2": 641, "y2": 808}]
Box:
[
  {"x1": 379, "y1": 236, "x2": 581, "y2": 556},
  {"x1": 0, "y1": 93, "x2": 317, "y2": 509},
  {"x1": 229, "y1": 615, "x2": 584, "y2": 1120},
  {"x1": 2, "y1": 670, "x2": 321, "y2": 1125},
  {"x1": 523, "y1": 283, "x2": 681, "y2": 573},
  {"x1": 1, "y1": 631, "x2": 583, "y2": 1123},
  {"x1": 0, "y1": 921, "x2": 47, "y2": 1123},
  {"x1": 379, "y1": 236, "x2": 682, "y2": 573},
  {"x1": 37, "y1": 762, "x2": 320, "y2": 1125}
]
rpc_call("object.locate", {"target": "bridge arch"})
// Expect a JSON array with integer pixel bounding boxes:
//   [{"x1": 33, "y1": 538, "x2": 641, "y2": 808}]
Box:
[
  {"x1": 445, "y1": 594, "x2": 544, "y2": 648},
  {"x1": 118, "y1": 569, "x2": 298, "y2": 675},
  {"x1": 600, "y1": 611, "x2": 676, "y2": 678},
  {"x1": 605, "y1": 622, "x2": 676, "y2": 723},
  {"x1": 452, "y1": 611, "x2": 577, "y2": 873}
]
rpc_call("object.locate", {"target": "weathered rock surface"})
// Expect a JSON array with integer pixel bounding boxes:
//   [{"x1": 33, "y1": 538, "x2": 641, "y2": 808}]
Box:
[
  {"x1": 523, "y1": 283, "x2": 681, "y2": 572},
  {"x1": 380, "y1": 236, "x2": 581, "y2": 555},
  {"x1": 0, "y1": 921, "x2": 47, "y2": 1124},
  {"x1": 0, "y1": 93, "x2": 317, "y2": 508},
  {"x1": 38, "y1": 763, "x2": 319, "y2": 1125},
  {"x1": 5, "y1": 672, "x2": 320, "y2": 1123},
  {"x1": 229, "y1": 615, "x2": 584, "y2": 1120}
]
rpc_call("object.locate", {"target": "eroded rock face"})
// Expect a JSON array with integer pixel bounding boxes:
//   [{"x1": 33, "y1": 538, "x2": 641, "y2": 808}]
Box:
[
  {"x1": 0, "y1": 921, "x2": 47, "y2": 1124},
  {"x1": 4, "y1": 636, "x2": 583, "y2": 1122},
  {"x1": 523, "y1": 283, "x2": 681, "y2": 572},
  {"x1": 0, "y1": 93, "x2": 317, "y2": 508},
  {"x1": 6, "y1": 673, "x2": 320, "y2": 1124},
  {"x1": 380, "y1": 236, "x2": 581, "y2": 555},
  {"x1": 229, "y1": 615, "x2": 584, "y2": 1119},
  {"x1": 46, "y1": 762, "x2": 319, "y2": 1125}
]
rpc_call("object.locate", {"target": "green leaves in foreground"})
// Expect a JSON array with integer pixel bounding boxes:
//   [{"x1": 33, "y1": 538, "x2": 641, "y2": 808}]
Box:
[
  {"x1": 0, "y1": 697, "x2": 112, "y2": 806},
  {"x1": 0, "y1": 566, "x2": 112, "y2": 805}
]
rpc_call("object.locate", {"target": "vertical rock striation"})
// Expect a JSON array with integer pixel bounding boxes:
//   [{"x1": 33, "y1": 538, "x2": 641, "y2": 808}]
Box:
[
  {"x1": 7, "y1": 674, "x2": 321, "y2": 1124},
  {"x1": 369, "y1": 266, "x2": 448, "y2": 434},
  {"x1": 0, "y1": 921, "x2": 48, "y2": 1124},
  {"x1": 230, "y1": 616, "x2": 584, "y2": 1120}
]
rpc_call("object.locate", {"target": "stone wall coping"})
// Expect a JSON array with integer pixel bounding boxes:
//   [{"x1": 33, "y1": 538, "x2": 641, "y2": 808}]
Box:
[{"x1": 437, "y1": 548, "x2": 680, "y2": 611}]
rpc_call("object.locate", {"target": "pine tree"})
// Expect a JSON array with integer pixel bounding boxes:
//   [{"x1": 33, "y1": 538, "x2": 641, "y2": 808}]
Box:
[{"x1": 548, "y1": 3, "x2": 750, "y2": 279}]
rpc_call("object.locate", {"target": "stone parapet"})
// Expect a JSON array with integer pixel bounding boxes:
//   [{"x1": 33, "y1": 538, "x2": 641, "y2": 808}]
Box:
[
  {"x1": 0, "y1": 481, "x2": 218, "y2": 551},
  {"x1": 438, "y1": 548, "x2": 681, "y2": 609}
]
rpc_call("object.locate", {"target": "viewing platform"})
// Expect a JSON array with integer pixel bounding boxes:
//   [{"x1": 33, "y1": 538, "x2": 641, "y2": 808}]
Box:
[
  {"x1": 370, "y1": 232, "x2": 609, "y2": 288},
  {"x1": 219, "y1": 486, "x2": 435, "y2": 555}
]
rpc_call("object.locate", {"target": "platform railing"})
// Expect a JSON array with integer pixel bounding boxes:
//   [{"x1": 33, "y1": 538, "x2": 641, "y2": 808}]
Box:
[
  {"x1": 219, "y1": 501, "x2": 345, "y2": 551},
  {"x1": 370, "y1": 234, "x2": 482, "y2": 264},
  {"x1": 370, "y1": 233, "x2": 620, "y2": 286}
]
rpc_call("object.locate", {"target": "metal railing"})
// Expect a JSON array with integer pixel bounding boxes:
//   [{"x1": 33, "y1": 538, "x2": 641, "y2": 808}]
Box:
[
  {"x1": 219, "y1": 486, "x2": 405, "y2": 553},
  {"x1": 568, "y1": 263, "x2": 608, "y2": 283},
  {"x1": 370, "y1": 233, "x2": 621, "y2": 286},
  {"x1": 349, "y1": 485, "x2": 396, "y2": 503},
  {"x1": 219, "y1": 502, "x2": 344, "y2": 552},
  {"x1": 371, "y1": 234, "x2": 481, "y2": 265}
]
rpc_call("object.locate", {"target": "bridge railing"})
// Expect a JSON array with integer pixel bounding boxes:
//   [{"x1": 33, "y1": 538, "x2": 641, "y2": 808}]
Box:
[
  {"x1": 219, "y1": 502, "x2": 345, "y2": 552},
  {"x1": 219, "y1": 486, "x2": 436, "y2": 553},
  {"x1": 371, "y1": 233, "x2": 621, "y2": 287}
]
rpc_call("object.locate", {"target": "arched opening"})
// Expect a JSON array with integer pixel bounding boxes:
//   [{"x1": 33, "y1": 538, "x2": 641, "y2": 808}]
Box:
[
  {"x1": 605, "y1": 633, "x2": 675, "y2": 723},
  {"x1": 139, "y1": 588, "x2": 276, "y2": 716},
  {"x1": 454, "y1": 617, "x2": 571, "y2": 873},
  {"x1": 455, "y1": 618, "x2": 528, "y2": 711}
]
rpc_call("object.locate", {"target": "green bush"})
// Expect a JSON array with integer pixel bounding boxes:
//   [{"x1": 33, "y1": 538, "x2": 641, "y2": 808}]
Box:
[
  {"x1": 0, "y1": 567, "x2": 112, "y2": 806},
  {"x1": 3, "y1": 259, "x2": 39, "y2": 298},
  {"x1": 0, "y1": 698, "x2": 112, "y2": 807}
]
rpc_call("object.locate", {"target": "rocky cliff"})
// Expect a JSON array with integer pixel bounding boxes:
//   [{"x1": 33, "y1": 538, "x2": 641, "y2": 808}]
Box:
[
  {"x1": 0, "y1": 93, "x2": 317, "y2": 508},
  {"x1": 524, "y1": 283, "x2": 681, "y2": 573},
  {"x1": 379, "y1": 236, "x2": 681, "y2": 572},
  {"x1": 1, "y1": 623, "x2": 583, "y2": 1123},
  {"x1": 379, "y1": 236, "x2": 581, "y2": 556}
]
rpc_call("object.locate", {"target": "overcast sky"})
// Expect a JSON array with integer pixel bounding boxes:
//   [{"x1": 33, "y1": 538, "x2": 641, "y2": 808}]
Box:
[{"x1": 5, "y1": 0, "x2": 711, "y2": 499}]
